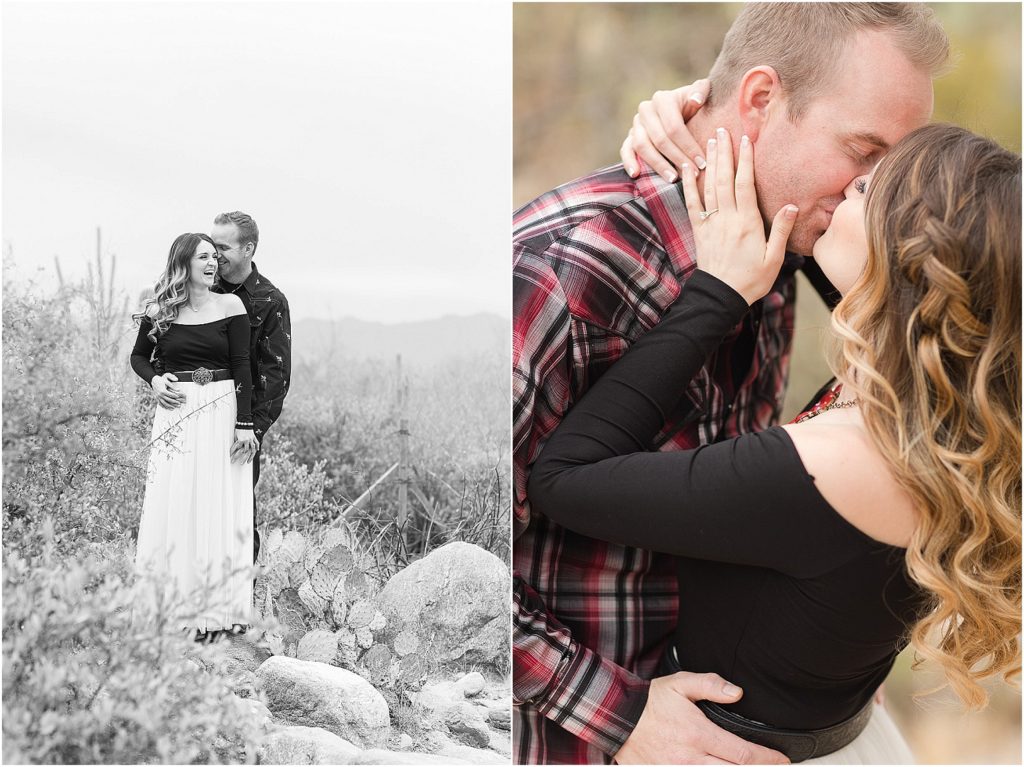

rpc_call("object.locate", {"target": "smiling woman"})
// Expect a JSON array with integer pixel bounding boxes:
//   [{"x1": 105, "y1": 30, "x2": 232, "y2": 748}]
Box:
[
  {"x1": 2, "y1": 1, "x2": 512, "y2": 762},
  {"x1": 130, "y1": 232, "x2": 257, "y2": 641},
  {"x1": 188, "y1": 240, "x2": 219, "y2": 290}
]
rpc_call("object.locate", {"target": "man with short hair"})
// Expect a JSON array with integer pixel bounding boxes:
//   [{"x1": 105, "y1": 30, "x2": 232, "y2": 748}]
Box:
[
  {"x1": 210, "y1": 211, "x2": 291, "y2": 561},
  {"x1": 513, "y1": 3, "x2": 948, "y2": 763}
]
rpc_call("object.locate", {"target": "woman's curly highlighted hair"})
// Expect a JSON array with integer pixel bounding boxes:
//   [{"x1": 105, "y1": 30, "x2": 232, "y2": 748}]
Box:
[
  {"x1": 133, "y1": 233, "x2": 217, "y2": 341},
  {"x1": 830, "y1": 123, "x2": 1021, "y2": 708}
]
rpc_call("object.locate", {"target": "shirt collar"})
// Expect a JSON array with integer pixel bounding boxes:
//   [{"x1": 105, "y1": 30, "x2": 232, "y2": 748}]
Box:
[
  {"x1": 634, "y1": 166, "x2": 805, "y2": 282},
  {"x1": 633, "y1": 167, "x2": 697, "y2": 283},
  {"x1": 222, "y1": 261, "x2": 262, "y2": 295}
]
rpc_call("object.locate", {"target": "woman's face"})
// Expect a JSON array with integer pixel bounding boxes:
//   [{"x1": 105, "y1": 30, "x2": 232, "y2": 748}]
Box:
[
  {"x1": 811, "y1": 171, "x2": 873, "y2": 295},
  {"x1": 188, "y1": 240, "x2": 219, "y2": 289}
]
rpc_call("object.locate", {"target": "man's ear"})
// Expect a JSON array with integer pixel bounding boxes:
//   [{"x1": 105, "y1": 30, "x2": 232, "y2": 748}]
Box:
[{"x1": 737, "y1": 66, "x2": 784, "y2": 142}]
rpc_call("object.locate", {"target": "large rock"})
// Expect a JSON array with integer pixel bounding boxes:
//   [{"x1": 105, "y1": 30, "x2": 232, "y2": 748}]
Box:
[
  {"x1": 444, "y1": 703, "x2": 491, "y2": 749},
  {"x1": 220, "y1": 637, "x2": 273, "y2": 697},
  {"x1": 232, "y1": 693, "x2": 274, "y2": 732},
  {"x1": 488, "y1": 727, "x2": 512, "y2": 757},
  {"x1": 421, "y1": 731, "x2": 508, "y2": 764},
  {"x1": 486, "y1": 706, "x2": 511, "y2": 730},
  {"x1": 442, "y1": 742, "x2": 508, "y2": 765},
  {"x1": 412, "y1": 680, "x2": 460, "y2": 715},
  {"x1": 376, "y1": 542, "x2": 508, "y2": 668},
  {"x1": 258, "y1": 726, "x2": 361, "y2": 765},
  {"x1": 221, "y1": 636, "x2": 274, "y2": 673},
  {"x1": 354, "y1": 750, "x2": 471, "y2": 765},
  {"x1": 455, "y1": 671, "x2": 486, "y2": 698},
  {"x1": 255, "y1": 656, "x2": 389, "y2": 748}
]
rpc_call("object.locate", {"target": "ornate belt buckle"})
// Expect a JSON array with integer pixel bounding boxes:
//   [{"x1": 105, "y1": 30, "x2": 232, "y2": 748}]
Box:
[{"x1": 193, "y1": 367, "x2": 213, "y2": 386}]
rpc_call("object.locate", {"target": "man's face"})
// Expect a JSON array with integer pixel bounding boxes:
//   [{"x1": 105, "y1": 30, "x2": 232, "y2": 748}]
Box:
[
  {"x1": 752, "y1": 30, "x2": 933, "y2": 257},
  {"x1": 210, "y1": 221, "x2": 250, "y2": 281}
]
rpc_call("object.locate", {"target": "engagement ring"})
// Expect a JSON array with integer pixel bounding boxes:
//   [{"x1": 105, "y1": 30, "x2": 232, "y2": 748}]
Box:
[{"x1": 699, "y1": 208, "x2": 720, "y2": 221}]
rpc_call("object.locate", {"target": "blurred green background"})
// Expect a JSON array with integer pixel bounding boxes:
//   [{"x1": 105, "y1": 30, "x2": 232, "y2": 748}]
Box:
[{"x1": 514, "y1": 3, "x2": 1021, "y2": 764}]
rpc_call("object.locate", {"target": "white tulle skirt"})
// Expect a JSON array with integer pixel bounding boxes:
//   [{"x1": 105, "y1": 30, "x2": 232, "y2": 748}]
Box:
[
  {"x1": 135, "y1": 379, "x2": 253, "y2": 632},
  {"x1": 803, "y1": 703, "x2": 915, "y2": 764}
]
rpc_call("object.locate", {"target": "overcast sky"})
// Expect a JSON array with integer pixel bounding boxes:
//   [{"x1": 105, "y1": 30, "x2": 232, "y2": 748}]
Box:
[{"x1": 3, "y1": 1, "x2": 510, "y2": 322}]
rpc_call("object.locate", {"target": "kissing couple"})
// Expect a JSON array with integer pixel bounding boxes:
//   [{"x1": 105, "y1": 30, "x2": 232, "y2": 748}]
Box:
[{"x1": 513, "y1": 3, "x2": 1020, "y2": 764}]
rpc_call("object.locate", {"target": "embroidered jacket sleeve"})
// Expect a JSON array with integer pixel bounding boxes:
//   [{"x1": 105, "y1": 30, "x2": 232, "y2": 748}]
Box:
[
  {"x1": 252, "y1": 293, "x2": 291, "y2": 441},
  {"x1": 512, "y1": 246, "x2": 650, "y2": 755}
]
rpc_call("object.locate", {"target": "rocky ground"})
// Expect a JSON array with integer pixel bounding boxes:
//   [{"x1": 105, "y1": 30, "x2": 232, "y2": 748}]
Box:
[{"x1": 189, "y1": 540, "x2": 511, "y2": 765}]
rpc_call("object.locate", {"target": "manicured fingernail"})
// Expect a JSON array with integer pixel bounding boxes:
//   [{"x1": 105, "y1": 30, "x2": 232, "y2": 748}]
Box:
[
  {"x1": 785, "y1": 205, "x2": 798, "y2": 219},
  {"x1": 723, "y1": 683, "x2": 741, "y2": 697},
  {"x1": 626, "y1": 164, "x2": 636, "y2": 177},
  {"x1": 690, "y1": 93, "x2": 704, "y2": 105},
  {"x1": 663, "y1": 169, "x2": 677, "y2": 183},
  {"x1": 741, "y1": 135, "x2": 749, "y2": 147},
  {"x1": 707, "y1": 138, "x2": 716, "y2": 150},
  {"x1": 695, "y1": 156, "x2": 707, "y2": 170},
  {"x1": 681, "y1": 162, "x2": 690, "y2": 172},
  {"x1": 716, "y1": 127, "x2": 726, "y2": 137}
]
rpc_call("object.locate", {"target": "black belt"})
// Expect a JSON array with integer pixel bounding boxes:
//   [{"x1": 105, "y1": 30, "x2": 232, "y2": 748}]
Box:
[
  {"x1": 171, "y1": 368, "x2": 232, "y2": 385},
  {"x1": 659, "y1": 645, "x2": 873, "y2": 762}
]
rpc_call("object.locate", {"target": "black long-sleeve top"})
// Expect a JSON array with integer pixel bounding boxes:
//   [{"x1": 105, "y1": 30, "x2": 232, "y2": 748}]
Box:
[
  {"x1": 528, "y1": 270, "x2": 924, "y2": 730},
  {"x1": 130, "y1": 315, "x2": 254, "y2": 425}
]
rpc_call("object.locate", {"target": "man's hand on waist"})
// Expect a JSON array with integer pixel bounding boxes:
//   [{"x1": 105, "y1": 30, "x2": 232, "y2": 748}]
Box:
[{"x1": 614, "y1": 672, "x2": 790, "y2": 765}]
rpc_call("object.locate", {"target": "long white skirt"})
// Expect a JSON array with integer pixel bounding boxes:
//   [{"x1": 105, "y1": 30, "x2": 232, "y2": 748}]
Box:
[
  {"x1": 135, "y1": 379, "x2": 254, "y2": 632},
  {"x1": 803, "y1": 703, "x2": 915, "y2": 764}
]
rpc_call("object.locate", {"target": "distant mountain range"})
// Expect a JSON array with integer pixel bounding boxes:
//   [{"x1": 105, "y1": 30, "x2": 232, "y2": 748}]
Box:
[{"x1": 291, "y1": 313, "x2": 510, "y2": 367}]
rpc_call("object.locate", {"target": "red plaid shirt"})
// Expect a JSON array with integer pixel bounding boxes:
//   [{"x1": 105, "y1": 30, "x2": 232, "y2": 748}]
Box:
[{"x1": 512, "y1": 164, "x2": 799, "y2": 764}]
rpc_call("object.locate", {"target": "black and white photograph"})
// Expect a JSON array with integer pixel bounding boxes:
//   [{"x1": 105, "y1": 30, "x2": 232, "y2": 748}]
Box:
[
  {"x1": 5, "y1": 1, "x2": 1024, "y2": 766},
  {"x1": 3, "y1": 2, "x2": 512, "y2": 763}
]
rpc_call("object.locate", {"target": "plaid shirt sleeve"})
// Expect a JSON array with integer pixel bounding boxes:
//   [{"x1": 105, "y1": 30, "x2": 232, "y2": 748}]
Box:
[
  {"x1": 513, "y1": 246, "x2": 650, "y2": 756},
  {"x1": 512, "y1": 247, "x2": 571, "y2": 534},
  {"x1": 253, "y1": 294, "x2": 291, "y2": 441},
  {"x1": 514, "y1": 573, "x2": 651, "y2": 755}
]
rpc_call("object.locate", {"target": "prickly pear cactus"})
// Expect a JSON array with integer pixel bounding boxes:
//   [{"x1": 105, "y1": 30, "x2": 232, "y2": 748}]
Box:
[
  {"x1": 393, "y1": 629, "x2": 420, "y2": 657},
  {"x1": 359, "y1": 643, "x2": 393, "y2": 686},
  {"x1": 396, "y1": 652, "x2": 428, "y2": 691},
  {"x1": 296, "y1": 629, "x2": 340, "y2": 664},
  {"x1": 260, "y1": 525, "x2": 438, "y2": 698},
  {"x1": 347, "y1": 599, "x2": 377, "y2": 630}
]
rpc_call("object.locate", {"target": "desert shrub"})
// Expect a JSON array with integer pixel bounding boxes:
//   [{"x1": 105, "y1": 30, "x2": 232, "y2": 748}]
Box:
[
  {"x1": 4, "y1": 261, "x2": 510, "y2": 566},
  {"x1": 275, "y1": 356, "x2": 399, "y2": 500},
  {"x1": 2, "y1": 520, "x2": 267, "y2": 764},
  {"x1": 3, "y1": 253, "x2": 510, "y2": 755},
  {"x1": 275, "y1": 351, "x2": 510, "y2": 565},
  {"x1": 3, "y1": 268, "x2": 149, "y2": 555},
  {"x1": 257, "y1": 439, "x2": 342, "y2": 531}
]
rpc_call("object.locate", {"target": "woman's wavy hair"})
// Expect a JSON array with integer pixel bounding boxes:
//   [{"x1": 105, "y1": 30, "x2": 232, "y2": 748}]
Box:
[
  {"x1": 830, "y1": 123, "x2": 1021, "y2": 708},
  {"x1": 133, "y1": 233, "x2": 216, "y2": 341}
]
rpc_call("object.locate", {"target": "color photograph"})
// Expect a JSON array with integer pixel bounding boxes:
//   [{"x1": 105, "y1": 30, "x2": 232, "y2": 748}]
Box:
[{"x1": 513, "y1": 3, "x2": 1021, "y2": 764}]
